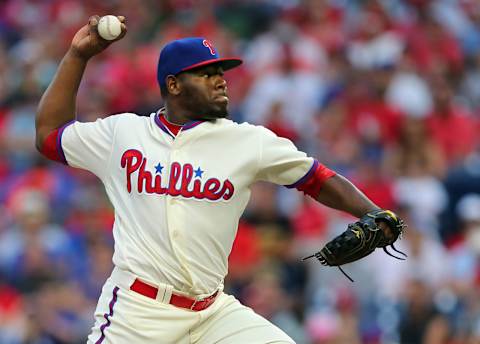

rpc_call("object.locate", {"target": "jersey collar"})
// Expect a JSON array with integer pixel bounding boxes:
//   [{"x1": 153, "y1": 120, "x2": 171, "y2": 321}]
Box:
[{"x1": 154, "y1": 109, "x2": 204, "y2": 138}]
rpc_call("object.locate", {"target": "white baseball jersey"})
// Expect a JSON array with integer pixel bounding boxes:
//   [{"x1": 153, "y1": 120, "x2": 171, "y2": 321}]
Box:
[{"x1": 59, "y1": 110, "x2": 315, "y2": 295}]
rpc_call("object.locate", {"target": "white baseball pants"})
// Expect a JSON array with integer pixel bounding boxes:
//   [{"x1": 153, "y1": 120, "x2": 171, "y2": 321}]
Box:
[{"x1": 87, "y1": 268, "x2": 295, "y2": 343}]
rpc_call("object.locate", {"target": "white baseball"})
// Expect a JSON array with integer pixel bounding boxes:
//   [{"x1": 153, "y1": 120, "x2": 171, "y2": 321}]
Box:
[{"x1": 97, "y1": 15, "x2": 122, "y2": 41}]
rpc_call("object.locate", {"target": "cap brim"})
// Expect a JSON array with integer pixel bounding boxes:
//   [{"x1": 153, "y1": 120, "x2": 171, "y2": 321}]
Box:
[{"x1": 180, "y1": 57, "x2": 243, "y2": 73}]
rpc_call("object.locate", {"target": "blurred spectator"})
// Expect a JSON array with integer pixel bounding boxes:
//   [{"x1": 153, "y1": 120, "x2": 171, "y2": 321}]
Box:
[
  {"x1": 306, "y1": 312, "x2": 344, "y2": 344},
  {"x1": 300, "y1": 0, "x2": 346, "y2": 54},
  {"x1": 385, "y1": 55, "x2": 433, "y2": 119},
  {"x1": 19, "y1": 281, "x2": 94, "y2": 343},
  {"x1": 426, "y1": 75, "x2": 478, "y2": 166},
  {"x1": 449, "y1": 194, "x2": 480, "y2": 288},
  {"x1": 384, "y1": 115, "x2": 448, "y2": 235},
  {"x1": 242, "y1": 270, "x2": 307, "y2": 343},
  {"x1": 225, "y1": 220, "x2": 262, "y2": 295},
  {"x1": 432, "y1": 0, "x2": 480, "y2": 59},
  {"x1": 346, "y1": 1, "x2": 405, "y2": 70},
  {"x1": 314, "y1": 95, "x2": 361, "y2": 175},
  {"x1": 398, "y1": 279, "x2": 450, "y2": 344},
  {"x1": 390, "y1": 155, "x2": 449, "y2": 237},
  {"x1": 460, "y1": 51, "x2": 480, "y2": 113},
  {"x1": 443, "y1": 193, "x2": 480, "y2": 341},
  {"x1": 242, "y1": 21, "x2": 327, "y2": 143},
  {"x1": 0, "y1": 280, "x2": 25, "y2": 344},
  {"x1": 403, "y1": 3, "x2": 464, "y2": 75},
  {"x1": 0, "y1": 189, "x2": 76, "y2": 293},
  {"x1": 344, "y1": 69, "x2": 402, "y2": 155},
  {"x1": 371, "y1": 208, "x2": 452, "y2": 301},
  {"x1": 383, "y1": 116, "x2": 446, "y2": 179},
  {"x1": 290, "y1": 197, "x2": 329, "y2": 245},
  {"x1": 3, "y1": 102, "x2": 37, "y2": 172},
  {"x1": 305, "y1": 287, "x2": 362, "y2": 344},
  {"x1": 352, "y1": 157, "x2": 396, "y2": 210}
]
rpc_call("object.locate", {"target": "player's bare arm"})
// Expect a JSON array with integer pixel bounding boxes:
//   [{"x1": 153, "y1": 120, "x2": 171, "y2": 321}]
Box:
[
  {"x1": 304, "y1": 172, "x2": 406, "y2": 281},
  {"x1": 315, "y1": 173, "x2": 379, "y2": 218},
  {"x1": 35, "y1": 15, "x2": 126, "y2": 150}
]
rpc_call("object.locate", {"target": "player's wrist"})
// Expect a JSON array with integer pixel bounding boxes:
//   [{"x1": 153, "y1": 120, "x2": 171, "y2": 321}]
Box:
[
  {"x1": 66, "y1": 47, "x2": 93, "y2": 63},
  {"x1": 361, "y1": 207, "x2": 382, "y2": 217}
]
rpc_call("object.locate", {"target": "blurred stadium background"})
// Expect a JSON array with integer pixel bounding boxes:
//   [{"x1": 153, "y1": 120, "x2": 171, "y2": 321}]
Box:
[{"x1": 1, "y1": 0, "x2": 480, "y2": 343}]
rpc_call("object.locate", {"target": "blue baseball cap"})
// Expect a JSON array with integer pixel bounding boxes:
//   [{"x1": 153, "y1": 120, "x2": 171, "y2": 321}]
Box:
[{"x1": 157, "y1": 37, "x2": 243, "y2": 88}]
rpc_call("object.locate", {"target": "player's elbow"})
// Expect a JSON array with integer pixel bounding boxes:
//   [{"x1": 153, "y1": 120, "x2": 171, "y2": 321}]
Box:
[
  {"x1": 35, "y1": 126, "x2": 66, "y2": 163},
  {"x1": 35, "y1": 111, "x2": 53, "y2": 152},
  {"x1": 35, "y1": 112, "x2": 44, "y2": 151},
  {"x1": 35, "y1": 127, "x2": 47, "y2": 152},
  {"x1": 35, "y1": 123, "x2": 54, "y2": 153},
  {"x1": 35, "y1": 105, "x2": 55, "y2": 152}
]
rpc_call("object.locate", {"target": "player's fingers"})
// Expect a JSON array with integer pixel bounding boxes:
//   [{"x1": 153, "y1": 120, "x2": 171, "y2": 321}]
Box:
[
  {"x1": 88, "y1": 15, "x2": 101, "y2": 35},
  {"x1": 118, "y1": 16, "x2": 126, "y2": 23},
  {"x1": 114, "y1": 23, "x2": 128, "y2": 41},
  {"x1": 76, "y1": 25, "x2": 90, "y2": 37},
  {"x1": 70, "y1": 24, "x2": 90, "y2": 46},
  {"x1": 377, "y1": 221, "x2": 393, "y2": 239}
]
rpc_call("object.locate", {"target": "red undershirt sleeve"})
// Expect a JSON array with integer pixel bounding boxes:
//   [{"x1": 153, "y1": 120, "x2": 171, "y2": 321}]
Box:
[
  {"x1": 39, "y1": 121, "x2": 75, "y2": 164},
  {"x1": 285, "y1": 160, "x2": 336, "y2": 198}
]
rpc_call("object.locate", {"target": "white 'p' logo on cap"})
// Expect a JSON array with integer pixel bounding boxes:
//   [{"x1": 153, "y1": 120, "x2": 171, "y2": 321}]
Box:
[{"x1": 202, "y1": 40, "x2": 216, "y2": 55}]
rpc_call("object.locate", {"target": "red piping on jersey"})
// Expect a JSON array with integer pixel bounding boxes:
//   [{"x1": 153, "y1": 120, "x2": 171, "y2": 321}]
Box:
[{"x1": 285, "y1": 160, "x2": 336, "y2": 198}]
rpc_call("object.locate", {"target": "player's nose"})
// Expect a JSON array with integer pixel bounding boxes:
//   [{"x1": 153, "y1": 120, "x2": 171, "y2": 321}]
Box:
[{"x1": 214, "y1": 75, "x2": 227, "y2": 90}]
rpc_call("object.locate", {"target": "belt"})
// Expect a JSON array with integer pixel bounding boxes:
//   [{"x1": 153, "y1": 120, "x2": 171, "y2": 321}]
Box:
[
  {"x1": 110, "y1": 267, "x2": 220, "y2": 311},
  {"x1": 130, "y1": 279, "x2": 218, "y2": 311},
  {"x1": 130, "y1": 278, "x2": 218, "y2": 311}
]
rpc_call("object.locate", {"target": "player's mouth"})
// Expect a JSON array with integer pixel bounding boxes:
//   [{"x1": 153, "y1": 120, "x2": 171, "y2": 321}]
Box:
[{"x1": 214, "y1": 93, "x2": 229, "y2": 104}]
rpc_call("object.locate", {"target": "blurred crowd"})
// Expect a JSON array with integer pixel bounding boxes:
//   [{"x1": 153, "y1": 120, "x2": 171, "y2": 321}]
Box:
[{"x1": 1, "y1": 0, "x2": 480, "y2": 343}]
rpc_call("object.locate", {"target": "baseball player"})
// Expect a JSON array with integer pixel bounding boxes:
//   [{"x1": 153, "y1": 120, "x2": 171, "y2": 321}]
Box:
[{"x1": 35, "y1": 16, "x2": 405, "y2": 344}]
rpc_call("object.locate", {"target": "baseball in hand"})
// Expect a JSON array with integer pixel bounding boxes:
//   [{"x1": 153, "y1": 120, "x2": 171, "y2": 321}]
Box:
[{"x1": 97, "y1": 15, "x2": 122, "y2": 41}]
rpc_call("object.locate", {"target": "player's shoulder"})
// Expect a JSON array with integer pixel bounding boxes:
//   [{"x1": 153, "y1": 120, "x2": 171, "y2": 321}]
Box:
[
  {"x1": 65, "y1": 112, "x2": 145, "y2": 133},
  {"x1": 80, "y1": 112, "x2": 143, "y2": 126},
  {"x1": 213, "y1": 119, "x2": 271, "y2": 135},
  {"x1": 103, "y1": 112, "x2": 147, "y2": 123},
  {"x1": 208, "y1": 119, "x2": 272, "y2": 141},
  {"x1": 95, "y1": 112, "x2": 151, "y2": 130},
  {"x1": 227, "y1": 120, "x2": 283, "y2": 142}
]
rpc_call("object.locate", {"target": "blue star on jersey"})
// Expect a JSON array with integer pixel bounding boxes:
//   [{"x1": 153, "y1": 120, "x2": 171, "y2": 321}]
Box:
[
  {"x1": 155, "y1": 163, "x2": 164, "y2": 174},
  {"x1": 194, "y1": 167, "x2": 204, "y2": 178}
]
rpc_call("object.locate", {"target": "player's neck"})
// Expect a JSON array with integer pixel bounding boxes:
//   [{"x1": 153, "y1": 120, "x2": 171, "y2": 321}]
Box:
[
  {"x1": 162, "y1": 114, "x2": 182, "y2": 127},
  {"x1": 163, "y1": 104, "x2": 195, "y2": 125}
]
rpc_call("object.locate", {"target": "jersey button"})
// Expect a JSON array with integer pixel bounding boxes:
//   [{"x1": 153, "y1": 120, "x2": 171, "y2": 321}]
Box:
[{"x1": 172, "y1": 230, "x2": 179, "y2": 238}]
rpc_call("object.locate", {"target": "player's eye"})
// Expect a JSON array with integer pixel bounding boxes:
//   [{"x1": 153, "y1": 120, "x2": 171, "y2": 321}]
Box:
[{"x1": 196, "y1": 72, "x2": 210, "y2": 78}]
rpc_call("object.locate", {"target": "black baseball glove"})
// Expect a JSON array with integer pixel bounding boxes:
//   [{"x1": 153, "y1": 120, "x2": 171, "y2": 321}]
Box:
[{"x1": 303, "y1": 209, "x2": 406, "y2": 281}]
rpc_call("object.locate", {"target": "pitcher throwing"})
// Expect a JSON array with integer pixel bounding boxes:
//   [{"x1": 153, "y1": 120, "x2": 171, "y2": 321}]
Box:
[{"x1": 35, "y1": 15, "x2": 405, "y2": 344}]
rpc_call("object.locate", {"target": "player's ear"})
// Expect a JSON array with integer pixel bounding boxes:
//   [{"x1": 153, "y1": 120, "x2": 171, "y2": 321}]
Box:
[{"x1": 166, "y1": 75, "x2": 181, "y2": 96}]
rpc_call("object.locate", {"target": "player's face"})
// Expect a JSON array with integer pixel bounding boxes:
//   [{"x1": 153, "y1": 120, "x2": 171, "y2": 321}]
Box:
[{"x1": 177, "y1": 65, "x2": 229, "y2": 120}]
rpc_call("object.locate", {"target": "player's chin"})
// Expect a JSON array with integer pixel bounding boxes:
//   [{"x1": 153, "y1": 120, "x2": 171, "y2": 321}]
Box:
[{"x1": 202, "y1": 104, "x2": 229, "y2": 120}]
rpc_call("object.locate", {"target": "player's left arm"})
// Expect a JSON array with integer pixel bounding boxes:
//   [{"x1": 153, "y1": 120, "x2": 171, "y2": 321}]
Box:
[
  {"x1": 314, "y1": 173, "x2": 379, "y2": 217},
  {"x1": 254, "y1": 126, "x2": 405, "y2": 279},
  {"x1": 305, "y1": 164, "x2": 406, "y2": 281}
]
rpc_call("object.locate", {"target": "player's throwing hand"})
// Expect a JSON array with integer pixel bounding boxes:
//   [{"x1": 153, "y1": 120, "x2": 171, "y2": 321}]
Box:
[{"x1": 70, "y1": 15, "x2": 127, "y2": 60}]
